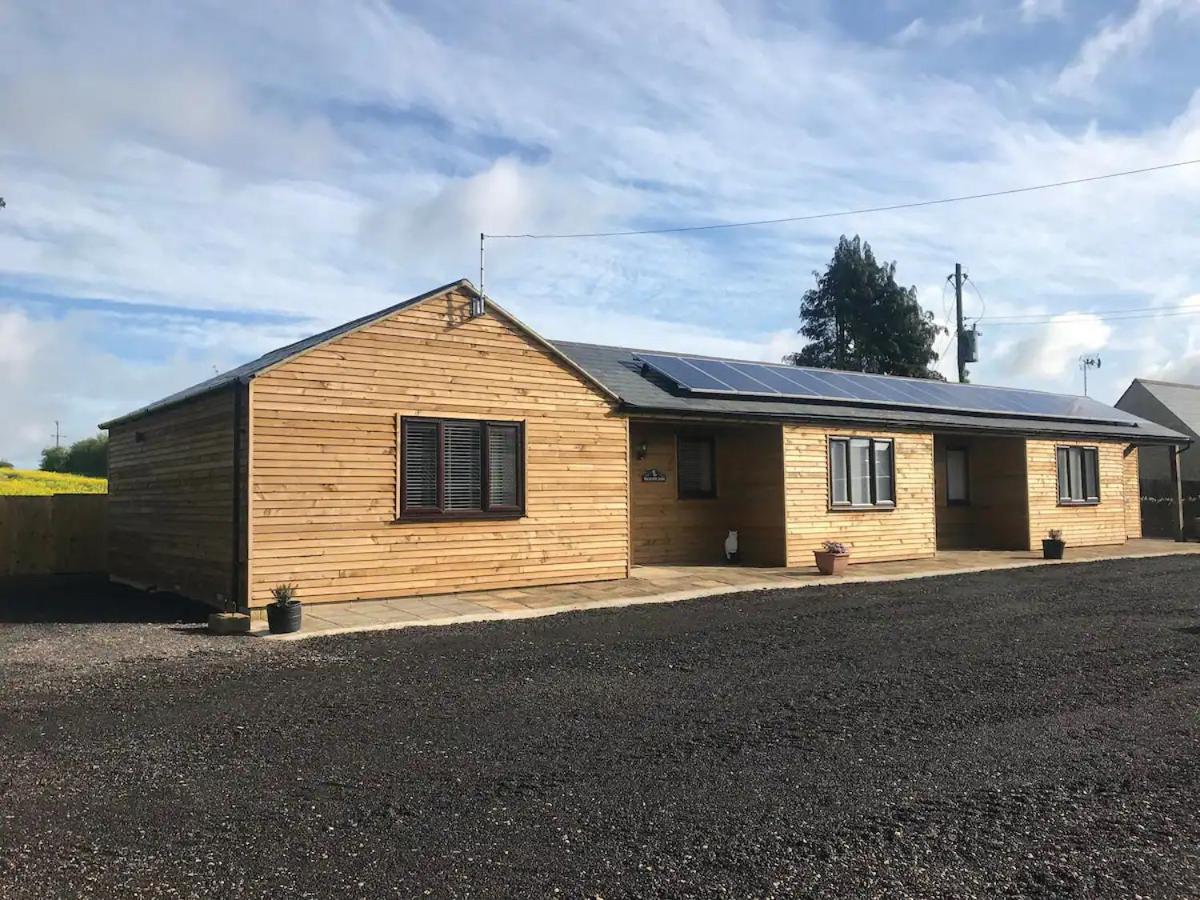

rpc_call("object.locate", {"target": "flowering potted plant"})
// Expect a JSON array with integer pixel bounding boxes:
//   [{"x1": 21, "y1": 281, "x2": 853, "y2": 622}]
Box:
[
  {"x1": 267, "y1": 583, "x2": 302, "y2": 634},
  {"x1": 1042, "y1": 529, "x2": 1065, "y2": 560},
  {"x1": 813, "y1": 540, "x2": 850, "y2": 576}
]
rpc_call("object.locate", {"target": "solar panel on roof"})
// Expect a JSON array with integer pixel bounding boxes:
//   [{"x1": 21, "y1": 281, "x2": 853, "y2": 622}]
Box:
[
  {"x1": 776, "y1": 368, "x2": 842, "y2": 398},
  {"x1": 634, "y1": 352, "x2": 1142, "y2": 425},
  {"x1": 697, "y1": 359, "x2": 781, "y2": 393},
  {"x1": 727, "y1": 362, "x2": 804, "y2": 395},
  {"x1": 636, "y1": 353, "x2": 733, "y2": 392}
]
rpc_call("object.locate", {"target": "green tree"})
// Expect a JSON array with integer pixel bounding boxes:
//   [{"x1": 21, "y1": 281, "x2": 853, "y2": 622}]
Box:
[
  {"x1": 0, "y1": 459, "x2": 13, "y2": 469},
  {"x1": 40, "y1": 435, "x2": 108, "y2": 477},
  {"x1": 40, "y1": 445, "x2": 69, "y2": 472},
  {"x1": 787, "y1": 235, "x2": 945, "y2": 379}
]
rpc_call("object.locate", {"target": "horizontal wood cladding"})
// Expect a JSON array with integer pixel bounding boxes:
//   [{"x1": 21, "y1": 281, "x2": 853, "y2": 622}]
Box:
[
  {"x1": 1025, "y1": 439, "x2": 1129, "y2": 548},
  {"x1": 0, "y1": 494, "x2": 107, "y2": 576},
  {"x1": 933, "y1": 435, "x2": 1029, "y2": 550},
  {"x1": 1123, "y1": 447, "x2": 1142, "y2": 539},
  {"x1": 248, "y1": 289, "x2": 628, "y2": 606},
  {"x1": 783, "y1": 425, "x2": 935, "y2": 566},
  {"x1": 629, "y1": 421, "x2": 786, "y2": 566},
  {"x1": 107, "y1": 388, "x2": 239, "y2": 606}
]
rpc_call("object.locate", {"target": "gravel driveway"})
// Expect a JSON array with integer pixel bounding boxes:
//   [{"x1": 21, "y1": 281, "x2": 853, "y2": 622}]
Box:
[{"x1": 3, "y1": 557, "x2": 1200, "y2": 898}]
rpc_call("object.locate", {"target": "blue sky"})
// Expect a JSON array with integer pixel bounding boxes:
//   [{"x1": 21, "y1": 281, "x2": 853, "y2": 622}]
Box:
[{"x1": 3, "y1": 0, "x2": 1200, "y2": 466}]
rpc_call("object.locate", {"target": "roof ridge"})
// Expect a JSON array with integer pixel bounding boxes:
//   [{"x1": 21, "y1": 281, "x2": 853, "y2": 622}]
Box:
[
  {"x1": 1135, "y1": 377, "x2": 1200, "y2": 390},
  {"x1": 553, "y1": 339, "x2": 1102, "y2": 400}
]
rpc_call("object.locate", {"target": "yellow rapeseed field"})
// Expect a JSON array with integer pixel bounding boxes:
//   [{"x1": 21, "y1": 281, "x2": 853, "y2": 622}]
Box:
[{"x1": 0, "y1": 468, "x2": 108, "y2": 496}]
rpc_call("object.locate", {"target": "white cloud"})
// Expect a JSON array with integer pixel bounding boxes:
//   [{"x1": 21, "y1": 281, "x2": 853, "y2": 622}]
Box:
[
  {"x1": 893, "y1": 14, "x2": 986, "y2": 46},
  {"x1": 1021, "y1": 0, "x2": 1067, "y2": 23},
  {"x1": 0, "y1": 310, "x2": 244, "y2": 468},
  {"x1": 0, "y1": 308, "x2": 42, "y2": 379},
  {"x1": 3, "y1": 0, "x2": 1200, "y2": 441},
  {"x1": 1056, "y1": 0, "x2": 1198, "y2": 95},
  {"x1": 995, "y1": 314, "x2": 1112, "y2": 380},
  {"x1": 1152, "y1": 354, "x2": 1200, "y2": 383}
]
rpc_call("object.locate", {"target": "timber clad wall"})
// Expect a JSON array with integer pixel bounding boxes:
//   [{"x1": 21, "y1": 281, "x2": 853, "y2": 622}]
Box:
[
  {"x1": 248, "y1": 288, "x2": 628, "y2": 607},
  {"x1": 628, "y1": 421, "x2": 785, "y2": 566},
  {"x1": 782, "y1": 425, "x2": 935, "y2": 566},
  {"x1": 0, "y1": 494, "x2": 107, "y2": 576},
  {"x1": 107, "y1": 388, "x2": 240, "y2": 606},
  {"x1": 1123, "y1": 447, "x2": 1142, "y2": 539},
  {"x1": 1025, "y1": 439, "x2": 1128, "y2": 548}
]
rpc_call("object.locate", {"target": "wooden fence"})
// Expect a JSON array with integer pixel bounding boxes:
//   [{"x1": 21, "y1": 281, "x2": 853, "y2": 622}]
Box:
[
  {"x1": 0, "y1": 494, "x2": 107, "y2": 576},
  {"x1": 1140, "y1": 478, "x2": 1200, "y2": 540}
]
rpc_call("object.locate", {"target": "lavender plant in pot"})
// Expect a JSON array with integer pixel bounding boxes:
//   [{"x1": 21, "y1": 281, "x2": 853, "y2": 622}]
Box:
[
  {"x1": 1042, "y1": 529, "x2": 1065, "y2": 560},
  {"x1": 267, "y1": 583, "x2": 302, "y2": 634},
  {"x1": 814, "y1": 540, "x2": 850, "y2": 576}
]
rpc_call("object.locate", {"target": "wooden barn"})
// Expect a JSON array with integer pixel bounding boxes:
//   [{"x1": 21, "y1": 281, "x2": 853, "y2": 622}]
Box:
[{"x1": 101, "y1": 280, "x2": 1189, "y2": 613}]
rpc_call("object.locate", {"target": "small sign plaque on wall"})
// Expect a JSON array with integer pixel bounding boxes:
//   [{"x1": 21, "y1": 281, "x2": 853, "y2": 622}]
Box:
[{"x1": 641, "y1": 468, "x2": 667, "y2": 483}]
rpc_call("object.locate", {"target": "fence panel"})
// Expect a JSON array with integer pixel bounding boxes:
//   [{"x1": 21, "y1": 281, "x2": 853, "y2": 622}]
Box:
[
  {"x1": 1140, "y1": 478, "x2": 1200, "y2": 540},
  {"x1": 0, "y1": 494, "x2": 107, "y2": 576}
]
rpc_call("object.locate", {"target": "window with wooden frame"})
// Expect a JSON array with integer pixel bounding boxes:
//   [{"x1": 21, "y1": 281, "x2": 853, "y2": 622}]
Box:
[
  {"x1": 677, "y1": 436, "x2": 717, "y2": 499},
  {"x1": 828, "y1": 436, "x2": 895, "y2": 509},
  {"x1": 1056, "y1": 445, "x2": 1099, "y2": 505},
  {"x1": 945, "y1": 446, "x2": 970, "y2": 506},
  {"x1": 399, "y1": 416, "x2": 524, "y2": 519}
]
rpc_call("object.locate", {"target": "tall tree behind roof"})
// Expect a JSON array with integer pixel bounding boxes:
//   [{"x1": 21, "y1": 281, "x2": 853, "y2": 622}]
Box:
[{"x1": 786, "y1": 235, "x2": 945, "y2": 380}]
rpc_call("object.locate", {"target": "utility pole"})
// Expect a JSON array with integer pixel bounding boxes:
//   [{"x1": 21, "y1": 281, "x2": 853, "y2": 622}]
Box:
[
  {"x1": 52, "y1": 420, "x2": 65, "y2": 448},
  {"x1": 953, "y1": 263, "x2": 966, "y2": 383}
]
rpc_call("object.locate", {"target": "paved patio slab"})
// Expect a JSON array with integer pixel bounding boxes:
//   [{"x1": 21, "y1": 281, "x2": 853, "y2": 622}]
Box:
[{"x1": 254, "y1": 539, "x2": 1200, "y2": 640}]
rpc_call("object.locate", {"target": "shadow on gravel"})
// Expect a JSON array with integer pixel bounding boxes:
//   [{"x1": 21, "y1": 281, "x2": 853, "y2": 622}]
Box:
[
  {"x1": 167, "y1": 623, "x2": 219, "y2": 637},
  {"x1": 1176, "y1": 624, "x2": 1200, "y2": 635},
  {"x1": 0, "y1": 575, "x2": 209, "y2": 624}
]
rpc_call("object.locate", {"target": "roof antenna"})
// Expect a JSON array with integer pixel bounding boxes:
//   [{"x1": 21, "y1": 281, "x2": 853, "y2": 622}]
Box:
[
  {"x1": 473, "y1": 232, "x2": 486, "y2": 317},
  {"x1": 1079, "y1": 354, "x2": 1101, "y2": 397}
]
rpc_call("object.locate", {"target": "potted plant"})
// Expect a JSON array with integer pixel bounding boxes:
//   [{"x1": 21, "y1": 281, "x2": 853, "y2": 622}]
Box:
[
  {"x1": 267, "y1": 583, "x2": 302, "y2": 634},
  {"x1": 813, "y1": 540, "x2": 850, "y2": 576},
  {"x1": 1042, "y1": 529, "x2": 1066, "y2": 560}
]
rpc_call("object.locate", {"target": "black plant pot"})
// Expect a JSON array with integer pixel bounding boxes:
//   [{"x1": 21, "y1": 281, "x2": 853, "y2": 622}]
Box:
[
  {"x1": 1042, "y1": 539, "x2": 1065, "y2": 560},
  {"x1": 267, "y1": 601, "x2": 302, "y2": 634}
]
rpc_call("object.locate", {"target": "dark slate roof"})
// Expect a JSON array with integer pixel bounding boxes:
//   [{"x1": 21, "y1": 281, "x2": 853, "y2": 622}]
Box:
[
  {"x1": 552, "y1": 340, "x2": 1189, "y2": 444},
  {"x1": 100, "y1": 280, "x2": 470, "y2": 427},
  {"x1": 99, "y1": 275, "x2": 1189, "y2": 446}
]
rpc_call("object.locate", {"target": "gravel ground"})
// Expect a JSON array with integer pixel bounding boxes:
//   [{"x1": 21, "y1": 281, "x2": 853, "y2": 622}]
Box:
[
  {"x1": 2, "y1": 557, "x2": 1200, "y2": 898},
  {"x1": 0, "y1": 577, "x2": 258, "y2": 696}
]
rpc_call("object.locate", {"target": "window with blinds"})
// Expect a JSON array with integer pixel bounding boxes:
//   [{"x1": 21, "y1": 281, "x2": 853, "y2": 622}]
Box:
[
  {"x1": 677, "y1": 436, "x2": 716, "y2": 499},
  {"x1": 828, "y1": 436, "x2": 896, "y2": 509},
  {"x1": 399, "y1": 417, "x2": 524, "y2": 518},
  {"x1": 1056, "y1": 446, "x2": 1099, "y2": 505},
  {"x1": 487, "y1": 424, "x2": 521, "y2": 510}
]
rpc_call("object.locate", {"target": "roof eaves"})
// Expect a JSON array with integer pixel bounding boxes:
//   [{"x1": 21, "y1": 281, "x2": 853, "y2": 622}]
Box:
[
  {"x1": 100, "y1": 279, "x2": 472, "y2": 429},
  {"x1": 619, "y1": 401, "x2": 1190, "y2": 444},
  {"x1": 244, "y1": 279, "x2": 472, "y2": 384}
]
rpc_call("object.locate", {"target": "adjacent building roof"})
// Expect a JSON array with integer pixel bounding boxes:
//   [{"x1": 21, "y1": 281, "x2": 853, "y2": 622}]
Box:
[
  {"x1": 553, "y1": 341, "x2": 1188, "y2": 444},
  {"x1": 1115, "y1": 379, "x2": 1200, "y2": 441},
  {"x1": 100, "y1": 277, "x2": 1189, "y2": 445}
]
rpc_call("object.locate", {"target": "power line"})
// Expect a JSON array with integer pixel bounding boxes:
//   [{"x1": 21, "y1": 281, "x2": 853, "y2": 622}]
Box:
[
  {"x1": 484, "y1": 157, "x2": 1200, "y2": 240},
  {"x1": 983, "y1": 306, "x2": 1200, "y2": 326},
  {"x1": 982, "y1": 299, "x2": 1200, "y2": 322},
  {"x1": 935, "y1": 272, "x2": 958, "y2": 363},
  {"x1": 963, "y1": 274, "x2": 986, "y2": 322}
]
